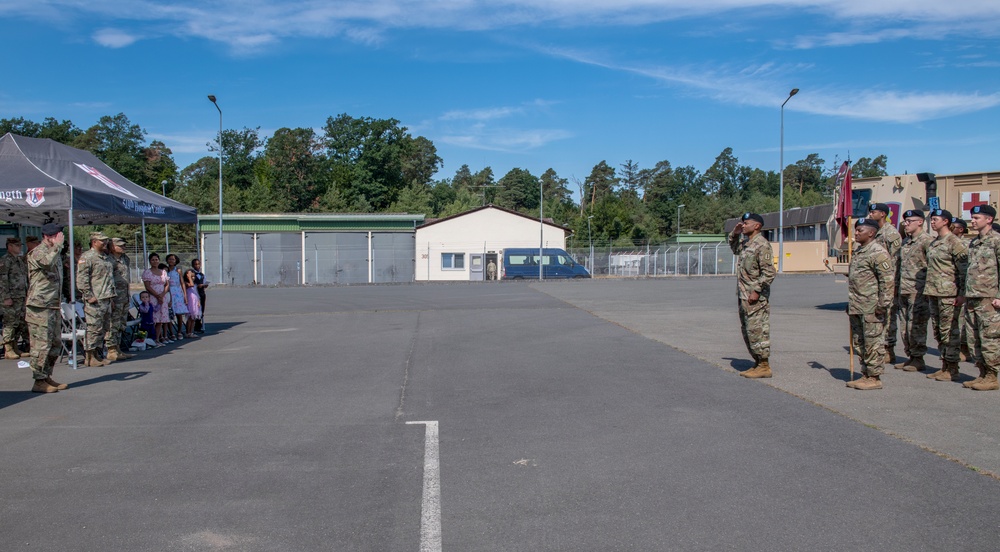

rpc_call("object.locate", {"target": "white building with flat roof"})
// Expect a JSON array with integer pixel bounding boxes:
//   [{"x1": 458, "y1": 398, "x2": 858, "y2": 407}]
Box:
[{"x1": 414, "y1": 205, "x2": 568, "y2": 281}]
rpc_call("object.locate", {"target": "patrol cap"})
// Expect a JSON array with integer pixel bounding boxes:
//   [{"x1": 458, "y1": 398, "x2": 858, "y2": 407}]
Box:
[
  {"x1": 741, "y1": 212, "x2": 765, "y2": 225},
  {"x1": 868, "y1": 203, "x2": 891, "y2": 214},
  {"x1": 970, "y1": 204, "x2": 997, "y2": 218},
  {"x1": 89, "y1": 231, "x2": 109, "y2": 242},
  {"x1": 855, "y1": 217, "x2": 880, "y2": 230},
  {"x1": 112, "y1": 237, "x2": 126, "y2": 246},
  {"x1": 25, "y1": 235, "x2": 39, "y2": 243},
  {"x1": 41, "y1": 223, "x2": 63, "y2": 236},
  {"x1": 6, "y1": 237, "x2": 21, "y2": 246},
  {"x1": 950, "y1": 217, "x2": 968, "y2": 230},
  {"x1": 902, "y1": 209, "x2": 925, "y2": 219},
  {"x1": 929, "y1": 209, "x2": 952, "y2": 220}
]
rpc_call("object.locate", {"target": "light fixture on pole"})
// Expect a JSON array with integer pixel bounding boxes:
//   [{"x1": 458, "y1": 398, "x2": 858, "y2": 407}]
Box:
[
  {"x1": 778, "y1": 87, "x2": 799, "y2": 273},
  {"x1": 208, "y1": 95, "x2": 224, "y2": 285},
  {"x1": 587, "y1": 215, "x2": 594, "y2": 275},
  {"x1": 677, "y1": 204, "x2": 686, "y2": 236},
  {"x1": 161, "y1": 179, "x2": 170, "y2": 254}
]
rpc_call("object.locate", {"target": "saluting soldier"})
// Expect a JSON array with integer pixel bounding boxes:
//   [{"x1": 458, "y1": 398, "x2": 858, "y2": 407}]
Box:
[
  {"x1": 923, "y1": 209, "x2": 968, "y2": 382},
  {"x1": 893, "y1": 210, "x2": 934, "y2": 372},
  {"x1": 866, "y1": 203, "x2": 902, "y2": 364},
  {"x1": 847, "y1": 217, "x2": 896, "y2": 390},
  {"x1": 962, "y1": 205, "x2": 1000, "y2": 391},
  {"x1": 728, "y1": 212, "x2": 776, "y2": 378},
  {"x1": 0, "y1": 237, "x2": 31, "y2": 359},
  {"x1": 76, "y1": 231, "x2": 116, "y2": 367},
  {"x1": 106, "y1": 237, "x2": 134, "y2": 361},
  {"x1": 26, "y1": 223, "x2": 67, "y2": 393}
]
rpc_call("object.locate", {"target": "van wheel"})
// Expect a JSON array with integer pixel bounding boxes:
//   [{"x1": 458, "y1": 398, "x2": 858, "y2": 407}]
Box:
[
  {"x1": 573, "y1": 275, "x2": 585, "y2": 279},
  {"x1": 512, "y1": 276, "x2": 524, "y2": 280}
]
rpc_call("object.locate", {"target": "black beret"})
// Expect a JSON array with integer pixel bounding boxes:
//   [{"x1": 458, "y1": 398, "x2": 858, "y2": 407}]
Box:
[
  {"x1": 970, "y1": 204, "x2": 997, "y2": 218},
  {"x1": 950, "y1": 217, "x2": 968, "y2": 229},
  {"x1": 855, "y1": 217, "x2": 880, "y2": 230},
  {"x1": 902, "y1": 209, "x2": 925, "y2": 219},
  {"x1": 741, "y1": 212, "x2": 764, "y2": 225},
  {"x1": 41, "y1": 223, "x2": 63, "y2": 236},
  {"x1": 868, "y1": 203, "x2": 891, "y2": 214},
  {"x1": 929, "y1": 209, "x2": 952, "y2": 220}
]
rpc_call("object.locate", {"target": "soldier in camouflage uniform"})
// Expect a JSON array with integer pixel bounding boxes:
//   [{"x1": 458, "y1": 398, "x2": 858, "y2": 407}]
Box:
[
  {"x1": 728, "y1": 212, "x2": 776, "y2": 379},
  {"x1": 847, "y1": 217, "x2": 896, "y2": 390},
  {"x1": 76, "y1": 231, "x2": 116, "y2": 367},
  {"x1": 962, "y1": 205, "x2": 1000, "y2": 391},
  {"x1": 106, "y1": 237, "x2": 134, "y2": 361},
  {"x1": 1, "y1": 237, "x2": 31, "y2": 359},
  {"x1": 893, "y1": 210, "x2": 934, "y2": 372},
  {"x1": 26, "y1": 224, "x2": 67, "y2": 393},
  {"x1": 867, "y1": 203, "x2": 902, "y2": 364},
  {"x1": 923, "y1": 209, "x2": 968, "y2": 382},
  {"x1": 951, "y1": 217, "x2": 974, "y2": 361}
]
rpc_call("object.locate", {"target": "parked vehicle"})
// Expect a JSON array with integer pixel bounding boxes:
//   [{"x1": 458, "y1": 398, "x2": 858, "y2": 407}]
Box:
[{"x1": 501, "y1": 248, "x2": 590, "y2": 279}]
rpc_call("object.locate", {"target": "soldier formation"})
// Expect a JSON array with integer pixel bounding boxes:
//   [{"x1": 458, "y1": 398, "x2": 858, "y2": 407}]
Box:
[
  {"x1": 732, "y1": 204, "x2": 1000, "y2": 392},
  {"x1": 4, "y1": 226, "x2": 202, "y2": 393}
]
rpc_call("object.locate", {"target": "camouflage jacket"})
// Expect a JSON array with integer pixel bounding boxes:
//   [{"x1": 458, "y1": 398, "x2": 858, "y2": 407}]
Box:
[
  {"x1": 77, "y1": 249, "x2": 116, "y2": 301},
  {"x1": 875, "y1": 222, "x2": 902, "y2": 267},
  {"x1": 848, "y1": 241, "x2": 895, "y2": 315},
  {"x1": 896, "y1": 230, "x2": 933, "y2": 295},
  {"x1": 27, "y1": 241, "x2": 64, "y2": 309},
  {"x1": 924, "y1": 232, "x2": 968, "y2": 297},
  {"x1": 728, "y1": 230, "x2": 775, "y2": 300},
  {"x1": 965, "y1": 229, "x2": 1000, "y2": 299},
  {"x1": 112, "y1": 253, "x2": 131, "y2": 298},
  {"x1": 0, "y1": 252, "x2": 28, "y2": 300}
]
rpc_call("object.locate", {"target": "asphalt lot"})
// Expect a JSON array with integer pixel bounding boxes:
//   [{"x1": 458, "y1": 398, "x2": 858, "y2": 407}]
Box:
[{"x1": 0, "y1": 278, "x2": 998, "y2": 551}]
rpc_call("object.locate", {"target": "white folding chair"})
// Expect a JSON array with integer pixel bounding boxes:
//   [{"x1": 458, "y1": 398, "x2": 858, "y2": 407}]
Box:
[{"x1": 59, "y1": 303, "x2": 86, "y2": 365}]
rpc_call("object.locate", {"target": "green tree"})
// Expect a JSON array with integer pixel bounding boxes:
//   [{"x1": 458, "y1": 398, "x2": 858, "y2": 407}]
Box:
[
  {"x1": 74, "y1": 113, "x2": 148, "y2": 188},
  {"x1": 264, "y1": 127, "x2": 324, "y2": 211},
  {"x1": 322, "y1": 114, "x2": 414, "y2": 211},
  {"x1": 0, "y1": 117, "x2": 82, "y2": 144},
  {"x1": 704, "y1": 147, "x2": 748, "y2": 199},
  {"x1": 852, "y1": 155, "x2": 889, "y2": 178},
  {"x1": 402, "y1": 136, "x2": 442, "y2": 186},
  {"x1": 495, "y1": 168, "x2": 539, "y2": 212},
  {"x1": 783, "y1": 153, "x2": 826, "y2": 195},
  {"x1": 211, "y1": 127, "x2": 264, "y2": 192},
  {"x1": 583, "y1": 161, "x2": 618, "y2": 210}
]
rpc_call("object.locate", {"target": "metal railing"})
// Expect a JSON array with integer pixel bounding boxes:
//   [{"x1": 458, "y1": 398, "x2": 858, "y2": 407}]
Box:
[{"x1": 567, "y1": 243, "x2": 736, "y2": 277}]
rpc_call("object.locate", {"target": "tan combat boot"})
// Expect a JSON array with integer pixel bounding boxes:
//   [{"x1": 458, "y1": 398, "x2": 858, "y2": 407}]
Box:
[
  {"x1": 933, "y1": 361, "x2": 961, "y2": 382},
  {"x1": 105, "y1": 347, "x2": 120, "y2": 362},
  {"x1": 902, "y1": 356, "x2": 925, "y2": 372},
  {"x1": 852, "y1": 375, "x2": 883, "y2": 390},
  {"x1": 85, "y1": 350, "x2": 109, "y2": 367},
  {"x1": 846, "y1": 375, "x2": 867, "y2": 389},
  {"x1": 884, "y1": 347, "x2": 896, "y2": 364},
  {"x1": 925, "y1": 360, "x2": 946, "y2": 379},
  {"x1": 115, "y1": 346, "x2": 134, "y2": 360},
  {"x1": 960, "y1": 343, "x2": 973, "y2": 362},
  {"x1": 4, "y1": 343, "x2": 22, "y2": 360},
  {"x1": 971, "y1": 372, "x2": 999, "y2": 391},
  {"x1": 45, "y1": 377, "x2": 68, "y2": 390},
  {"x1": 963, "y1": 362, "x2": 987, "y2": 388},
  {"x1": 31, "y1": 379, "x2": 59, "y2": 393},
  {"x1": 744, "y1": 359, "x2": 772, "y2": 379}
]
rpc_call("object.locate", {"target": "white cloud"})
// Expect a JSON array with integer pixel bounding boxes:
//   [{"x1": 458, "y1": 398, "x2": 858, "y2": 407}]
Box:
[
  {"x1": 441, "y1": 107, "x2": 523, "y2": 121},
  {"x1": 93, "y1": 27, "x2": 140, "y2": 48},
  {"x1": 439, "y1": 128, "x2": 574, "y2": 152},
  {"x1": 6, "y1": 1, "x2": 1000, "y2": 52}
]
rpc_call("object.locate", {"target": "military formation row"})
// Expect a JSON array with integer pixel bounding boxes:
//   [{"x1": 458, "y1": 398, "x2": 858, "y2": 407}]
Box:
[{"x1": 726, "y1": 204, "x2": 1000, "y2": 392}]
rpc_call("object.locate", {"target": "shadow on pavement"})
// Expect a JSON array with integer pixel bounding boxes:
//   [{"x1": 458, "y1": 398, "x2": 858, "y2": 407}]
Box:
[
  {"x1": 815, "y1": 302, "x2": 848, "y2": 312},
  {"x1": 808, "y1": 360, "x2": 854, "y2": 382},
  {"x1": 0, "y1": 371, "x2": 149, "y2": 410},
  {"x1": 723, "y1": 356, "x2": 756, "y2": 373}
]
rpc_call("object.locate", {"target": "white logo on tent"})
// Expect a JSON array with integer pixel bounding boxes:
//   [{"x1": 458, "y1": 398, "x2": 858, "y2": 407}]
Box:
[
  {"x1": 962, "y1": 191, "x2": 991, "y2": 219},
  {"x1": 25, "y1": 188, "x2": 45, "y2": 207},
  {"x1": 74, "y1": 163, "x2": 138, "y2": 198}
]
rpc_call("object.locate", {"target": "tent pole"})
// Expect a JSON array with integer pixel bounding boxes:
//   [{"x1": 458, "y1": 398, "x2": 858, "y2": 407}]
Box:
[
  {"x1": 68, "y1": 192, "x2": 79, "y2": 369},
  {"x1": 141, "y1": 219, "x2": 148, "y2": 265}
]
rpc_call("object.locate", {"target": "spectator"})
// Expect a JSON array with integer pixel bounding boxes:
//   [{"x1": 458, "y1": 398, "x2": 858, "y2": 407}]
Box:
[
  {"x1": 165, "y1": 254, "x2": 188, "y2": 341},
  {"x1": 136, "y1": 291, "x2": 159, "y2": 348},
  {"x1": 191, "y1": 258, "x2": 207, "y2": 333},
  {"x1": 141, "y1": 253, "x2": 171, "y2": 344},
  {"x1": 183, "y1": 268, "x2": 201, "y2": 337}
]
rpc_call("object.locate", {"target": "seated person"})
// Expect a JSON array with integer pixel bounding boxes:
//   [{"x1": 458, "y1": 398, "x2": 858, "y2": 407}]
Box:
[{"x1": 136, "y1": 291, "x2": 159, "y2": 346}]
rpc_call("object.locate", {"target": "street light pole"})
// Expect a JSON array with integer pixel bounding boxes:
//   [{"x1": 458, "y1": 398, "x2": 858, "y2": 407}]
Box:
[
  {"x1": 779, "y1": 87, "x2": 799, "y2": 274},
  {"x1": 161, "y1": 179, "x2": 170, "y2": 254},
  {"x1": 677, "y1": 204, "x2": 686, "y2": 237},
  {"x1": 208, "y1": 95, "x2": 224, "y2": 285},
  {"x1": 587, "y1": 215, "x2": 594, "y2": 274},
  {"x1": 539, "y1": 176, "x2": 544, "y2": 280}
]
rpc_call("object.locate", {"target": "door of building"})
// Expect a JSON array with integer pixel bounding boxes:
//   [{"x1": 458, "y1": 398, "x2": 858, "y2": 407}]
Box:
[{"x1": 470, "y1": 253, "x2": 484, "y2": 281}]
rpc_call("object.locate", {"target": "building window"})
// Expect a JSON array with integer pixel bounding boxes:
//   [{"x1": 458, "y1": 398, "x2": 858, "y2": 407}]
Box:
[{"x1": 442, "y1": 253, "x2": 465, "y2": 270}]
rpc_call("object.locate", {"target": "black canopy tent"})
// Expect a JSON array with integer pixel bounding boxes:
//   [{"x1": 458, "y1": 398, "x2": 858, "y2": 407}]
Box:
[{"x1": 0, "y1": 132, "x2": 199, "y2": 366}]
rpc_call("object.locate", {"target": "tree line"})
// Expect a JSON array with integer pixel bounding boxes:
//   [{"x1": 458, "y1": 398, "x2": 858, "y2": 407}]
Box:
[{"x1": 1, "y1": 114, "x2": 889, "y2": 250}]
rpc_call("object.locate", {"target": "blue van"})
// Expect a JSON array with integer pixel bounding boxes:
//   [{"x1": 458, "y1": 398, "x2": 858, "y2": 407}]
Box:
[{"x1": 501, "y1": 248, "x2": 591, "y2": 279}]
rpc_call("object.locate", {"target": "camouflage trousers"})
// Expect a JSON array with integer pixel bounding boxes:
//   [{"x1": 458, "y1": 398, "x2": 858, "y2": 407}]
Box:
[
  {"x1": 25, "y1": 305, "x2": 60, "y2": 380},
  {"x1": 886, "y1": 296, "x2": 900, "y2": 348},
  {"x1": 850, "y1": 312, "x2": 887, "y2": 377},
  {"x1": 2, "y1": 297, "x2": 28, "y2": 347},
  {"x1": 738, "y1": 298, "x2": 770, "y2": 361},
  {"x1": 896, "y1": 293, "x2": 930, "y2": 358},
  {"x1": 928, "y1": 296, "x2": 963, "y2": 363},
  {"x1": 963, "y1": 298, "x2": 1000, "y2": 375},
  {"x1": 106, "y1": 292, "x2": 130, "y2": 350},
  {"x1": 84, "y1": 299, "x2": 113, "y2": 351}
]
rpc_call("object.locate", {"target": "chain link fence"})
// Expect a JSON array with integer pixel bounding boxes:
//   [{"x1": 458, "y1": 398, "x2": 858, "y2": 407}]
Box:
[{"x1": 567, "y1": 243, "x2": 736, "y2": 277}]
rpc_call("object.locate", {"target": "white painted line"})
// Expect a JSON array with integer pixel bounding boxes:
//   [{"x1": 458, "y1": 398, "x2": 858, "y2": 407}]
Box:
[{"x1": 407, "y1": 421, "x2": 442, "y2": 552}]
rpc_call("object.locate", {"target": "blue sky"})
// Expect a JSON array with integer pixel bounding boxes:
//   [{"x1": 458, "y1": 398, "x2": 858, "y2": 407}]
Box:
[{"x1": 2, "y1": 0, "x2": 998, "y2": 195}]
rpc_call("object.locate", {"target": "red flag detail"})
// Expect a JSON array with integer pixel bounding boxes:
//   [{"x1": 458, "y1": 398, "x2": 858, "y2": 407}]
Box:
[{"x1": 834, "y1": 161, "x2": 853, "y2": 240}]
